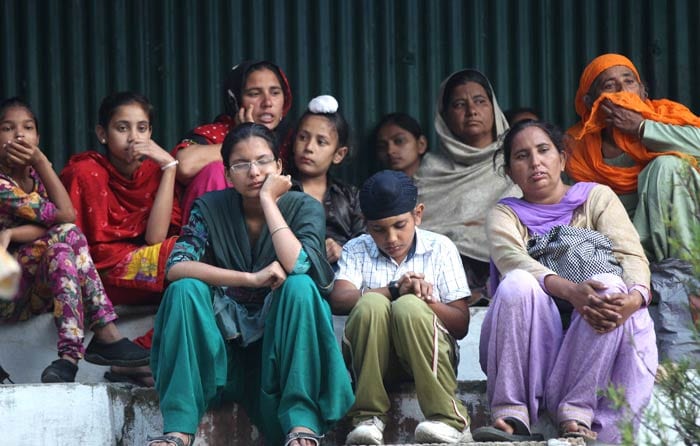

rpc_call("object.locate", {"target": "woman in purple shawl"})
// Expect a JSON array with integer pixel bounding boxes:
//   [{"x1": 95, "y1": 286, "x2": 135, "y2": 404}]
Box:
[{"x1": 473, "y1": 120, "x2": 657, "y2": 443}]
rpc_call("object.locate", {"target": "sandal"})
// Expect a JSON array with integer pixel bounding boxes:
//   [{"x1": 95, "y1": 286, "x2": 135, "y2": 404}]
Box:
[
  {"x1": 146, "y1": 433, "x2": 194, "y2": 446},
  {"x1": 283, "y1": 431, "x2": 324, "y2": 446},
  {"x1": 473, "y1": 417, "x2": 544, "y2": 442},
  {"x1": 560, "y1": 420, "x2": 598, "y2": 441}
]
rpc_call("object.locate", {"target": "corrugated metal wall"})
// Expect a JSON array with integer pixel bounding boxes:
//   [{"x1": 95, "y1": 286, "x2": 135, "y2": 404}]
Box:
[{"x1": 1, "y1": 0, "x2": 698, "y2": 183}]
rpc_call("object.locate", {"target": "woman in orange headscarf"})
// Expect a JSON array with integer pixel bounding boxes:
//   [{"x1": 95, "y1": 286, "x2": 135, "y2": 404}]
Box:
[{"x1": 566, "y1": 53, "x2": 700, "y2": 262}]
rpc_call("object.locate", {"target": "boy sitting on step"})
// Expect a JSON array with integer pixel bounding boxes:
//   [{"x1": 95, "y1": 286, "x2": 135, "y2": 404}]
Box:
[{"x1": 330, "y1": 170, "x2": 473, "y2": 445}]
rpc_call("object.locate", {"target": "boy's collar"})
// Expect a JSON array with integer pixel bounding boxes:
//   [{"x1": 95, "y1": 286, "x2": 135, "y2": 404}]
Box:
[{"x1": 376, "y1": 232, "x2": 418, "y2": 263}]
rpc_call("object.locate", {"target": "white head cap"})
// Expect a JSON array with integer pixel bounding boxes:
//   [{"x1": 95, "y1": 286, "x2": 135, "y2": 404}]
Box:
[{"x1": 308, "y1": 95, "x2": 339, "y2": 114}]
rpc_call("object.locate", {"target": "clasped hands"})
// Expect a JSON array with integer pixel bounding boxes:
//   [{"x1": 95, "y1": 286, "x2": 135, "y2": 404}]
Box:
[
  {"x1": 394, "y1": 271, "x2": 436, "y2": 303},
  {"x1": 571, "y1": 279, "x2": 643, "y2": 334}
]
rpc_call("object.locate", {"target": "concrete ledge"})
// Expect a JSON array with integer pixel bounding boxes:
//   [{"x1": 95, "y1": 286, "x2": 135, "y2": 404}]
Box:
[
  {"x1": 1, "y1": 305, "x2": 157, "y2": 384},
  {"x1": 0, "y1": 381, "x2": 491, "y2": 445},
  {"x1": 1, "y1": 307, "x2": 488, "y2": 385}
]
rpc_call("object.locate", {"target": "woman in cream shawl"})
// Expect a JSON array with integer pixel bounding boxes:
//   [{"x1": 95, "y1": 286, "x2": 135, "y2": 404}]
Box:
[{"x1": 415, "y1": 69, "x2": 520, "y2": 293}]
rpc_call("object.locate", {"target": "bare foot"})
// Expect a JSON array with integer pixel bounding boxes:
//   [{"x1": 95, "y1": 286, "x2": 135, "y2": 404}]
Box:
[
  {"x1": 560, "y1": 420, "x2": 597, "y2": 440},
  {"x1": 492, "y1": 418, "x2": 515, "y2": 434}
]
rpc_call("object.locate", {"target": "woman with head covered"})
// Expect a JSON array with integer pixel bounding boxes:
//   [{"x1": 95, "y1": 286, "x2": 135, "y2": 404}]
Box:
[
  {"x1": 566, "y1": 53, "x2": 700, "y2": 262},
  {"x1": 175, "y1": 60, "x2": 294, "y2": 223},
  {"x1": 414, "y1": 69, "x2": 520, "y2": 296}
]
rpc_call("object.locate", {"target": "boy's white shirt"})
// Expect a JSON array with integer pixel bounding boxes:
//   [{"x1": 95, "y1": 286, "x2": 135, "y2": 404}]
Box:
[{"x1": 335, "y1": 227, "x2": 471, "y2": 303}]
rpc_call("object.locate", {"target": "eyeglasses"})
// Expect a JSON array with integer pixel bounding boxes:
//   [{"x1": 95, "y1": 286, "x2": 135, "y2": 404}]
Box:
[{"x1": 229, "y1": 156, "x2": 276, "y2": 174}]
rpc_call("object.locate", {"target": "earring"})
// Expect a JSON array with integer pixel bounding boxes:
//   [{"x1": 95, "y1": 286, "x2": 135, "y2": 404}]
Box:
[{"x1": 101, "y1": 139, "x2": 106, "y2": 144}]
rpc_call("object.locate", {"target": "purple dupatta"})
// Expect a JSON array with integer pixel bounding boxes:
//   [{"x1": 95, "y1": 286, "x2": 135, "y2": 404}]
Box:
[{"x1": 488, "y1": 182, "x2": 599, "y2": 294}]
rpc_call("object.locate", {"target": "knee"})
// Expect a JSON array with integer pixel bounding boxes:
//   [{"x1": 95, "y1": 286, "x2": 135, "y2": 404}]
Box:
[
  {"x1": 494, "y1": 269, "x2": 541, "y2": 307},
  {"x1": 276, "y1": 274, "x2": 321, "y2": 307},
  {"x1": 391, "y1": 294, "x2": 427, "y2": 323},
  {"x1": 164, "y1": 278, "x2": 211, "y2": 309},
  {"x1": 349, "y1": 292, "x2": 391, "y2": 320},
  {"x1": 49, "y1": 223, "x2": 84, "y2": 241},
  {"x1": 589, "y1": 273, "x2": 626, "y2": 294},
  {"x1": 641, "y1": 155, "x2": 691, "y2": 181}
]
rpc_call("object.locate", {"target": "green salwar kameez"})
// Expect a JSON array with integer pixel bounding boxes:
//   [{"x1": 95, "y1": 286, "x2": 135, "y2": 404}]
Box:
[{"x1": 151, "y1": 189, "x2": 354, "y2": 444}]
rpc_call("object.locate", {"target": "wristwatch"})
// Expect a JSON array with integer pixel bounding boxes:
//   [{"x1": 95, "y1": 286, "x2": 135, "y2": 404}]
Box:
[{"x1": 388, "y1": 280, "x2": 400, "y2": 301}]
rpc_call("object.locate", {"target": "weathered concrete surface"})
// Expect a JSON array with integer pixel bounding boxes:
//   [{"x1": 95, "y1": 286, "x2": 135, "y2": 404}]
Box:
[
  {"x1": 0, "y1": 307, "x2": 682, "y2": 445},
  {"x1": 0, "y1": 381, "x2": 489, "y2": 445},
  {"x1": 1, "y1": 305, "x2": 157, "y2": 384}
]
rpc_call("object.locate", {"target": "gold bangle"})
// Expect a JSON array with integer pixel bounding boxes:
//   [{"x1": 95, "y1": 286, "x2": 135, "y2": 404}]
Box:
[{"x1": 270, "y1": 225, "x2": 290, "y2": 237}]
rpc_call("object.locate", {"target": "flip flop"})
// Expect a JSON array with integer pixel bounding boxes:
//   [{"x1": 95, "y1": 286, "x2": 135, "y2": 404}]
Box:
[
  {"x1": 104, "y1": 370, "x2": 154, "y2": 387},
  {"x1": 473, "y1": 417, "x2": 544, "y2": 442}
]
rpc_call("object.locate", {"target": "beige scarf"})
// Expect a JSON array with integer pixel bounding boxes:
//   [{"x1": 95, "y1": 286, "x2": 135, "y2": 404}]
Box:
[{"x1": 415, "y1": 69, "x2": 521, "y2": 262}]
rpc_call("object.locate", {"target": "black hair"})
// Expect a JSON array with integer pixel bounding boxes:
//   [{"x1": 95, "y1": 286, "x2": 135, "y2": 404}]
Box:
[
  {"x1": 494, "y1": 120, "x2": 567, "y2": 173},
  {"x1": 97, "y1": 91, "x2": 154, "y2": 129},
  {"x1": 441, "y1": 69, "x2": 493, "y2": 114},
  {"x1": 373, "y1": 112, "x2": 424, "y2": 140},
  {"x1": 247, "y1": 62, "x2": 285, "y2": 89},
  {"x1": 504, "y1": 107, "x2": 541, "y2": 125},
  {"x1": 223, "y1": 61, "x2": 288, "y2": 118},
  {"x1": 221, "y1": 122, "x2": 279, "y2": 169},
  {"x1": 296, "y1": 108, "x2": 351, "y2": 151},
  {"x1": 0, "y1": 97, "x2": 39, "y2": 133},
  {"x1": 371, "y1": 112, "x2": 428, "y2": 159}
]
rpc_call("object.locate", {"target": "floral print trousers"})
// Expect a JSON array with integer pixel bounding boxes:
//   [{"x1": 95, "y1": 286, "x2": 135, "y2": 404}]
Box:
[{"x1": 0, "y1": 223, "x2": 117, "y2": 359}]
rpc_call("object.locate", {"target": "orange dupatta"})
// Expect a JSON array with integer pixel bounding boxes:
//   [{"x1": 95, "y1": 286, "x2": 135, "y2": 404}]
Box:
[{"x1": 566, "y1": 53, "x2": 700, "y2": 194}]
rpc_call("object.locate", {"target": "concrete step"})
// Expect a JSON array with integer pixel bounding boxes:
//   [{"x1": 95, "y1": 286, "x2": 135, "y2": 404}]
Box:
[
  {"x1": 2, "y1": 378, "x2": 680, "y2": 445},
  {"x1": 1, "y1": 380, "x2": 575, "y2": 445},
  {"x1": 0, "y1": 307, "x2": 682, "y2": 445},
  {"x1": 1, "y1": 307, "x2": 487, "y2": 384}
]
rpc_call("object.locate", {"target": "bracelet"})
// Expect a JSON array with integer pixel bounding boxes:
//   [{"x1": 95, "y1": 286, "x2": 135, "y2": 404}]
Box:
[
  {"x1": 160, "y1": 160, "x2": 179, "y2": 171},
  {"x1": 637, "y1": 120, "x2": 646, "y2": 139},
  {"x1": 270, "y1": 225, "x2": 290, "y2": 237}
]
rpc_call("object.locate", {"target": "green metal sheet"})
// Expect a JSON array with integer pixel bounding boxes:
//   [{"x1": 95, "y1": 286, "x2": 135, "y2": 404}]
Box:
[{"x1": 1, "y1": 0, "x2": 697, "y2": 184}]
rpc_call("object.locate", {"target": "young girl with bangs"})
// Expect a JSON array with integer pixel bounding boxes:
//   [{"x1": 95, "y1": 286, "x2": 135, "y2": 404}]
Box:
[
  {"x1": 0, "y1": 97, "x2": 148, "y2": 383},
  {"x1": 291, "y1": 95, "x2": 365, "y2": 266},
  {"x1": 60, "y1": 91, "x2": 182, "y2": 385}
]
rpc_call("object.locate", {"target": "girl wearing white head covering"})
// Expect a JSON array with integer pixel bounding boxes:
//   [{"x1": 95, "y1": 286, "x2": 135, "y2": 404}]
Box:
[{"x1": 291, "y1": 95, "x2": 366, "y2": 266}]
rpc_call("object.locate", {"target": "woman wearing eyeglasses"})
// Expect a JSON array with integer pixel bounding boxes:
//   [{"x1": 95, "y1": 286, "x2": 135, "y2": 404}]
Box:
[{"x1": 147, "y1": 122, "x2": 354, "y2": 446}]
